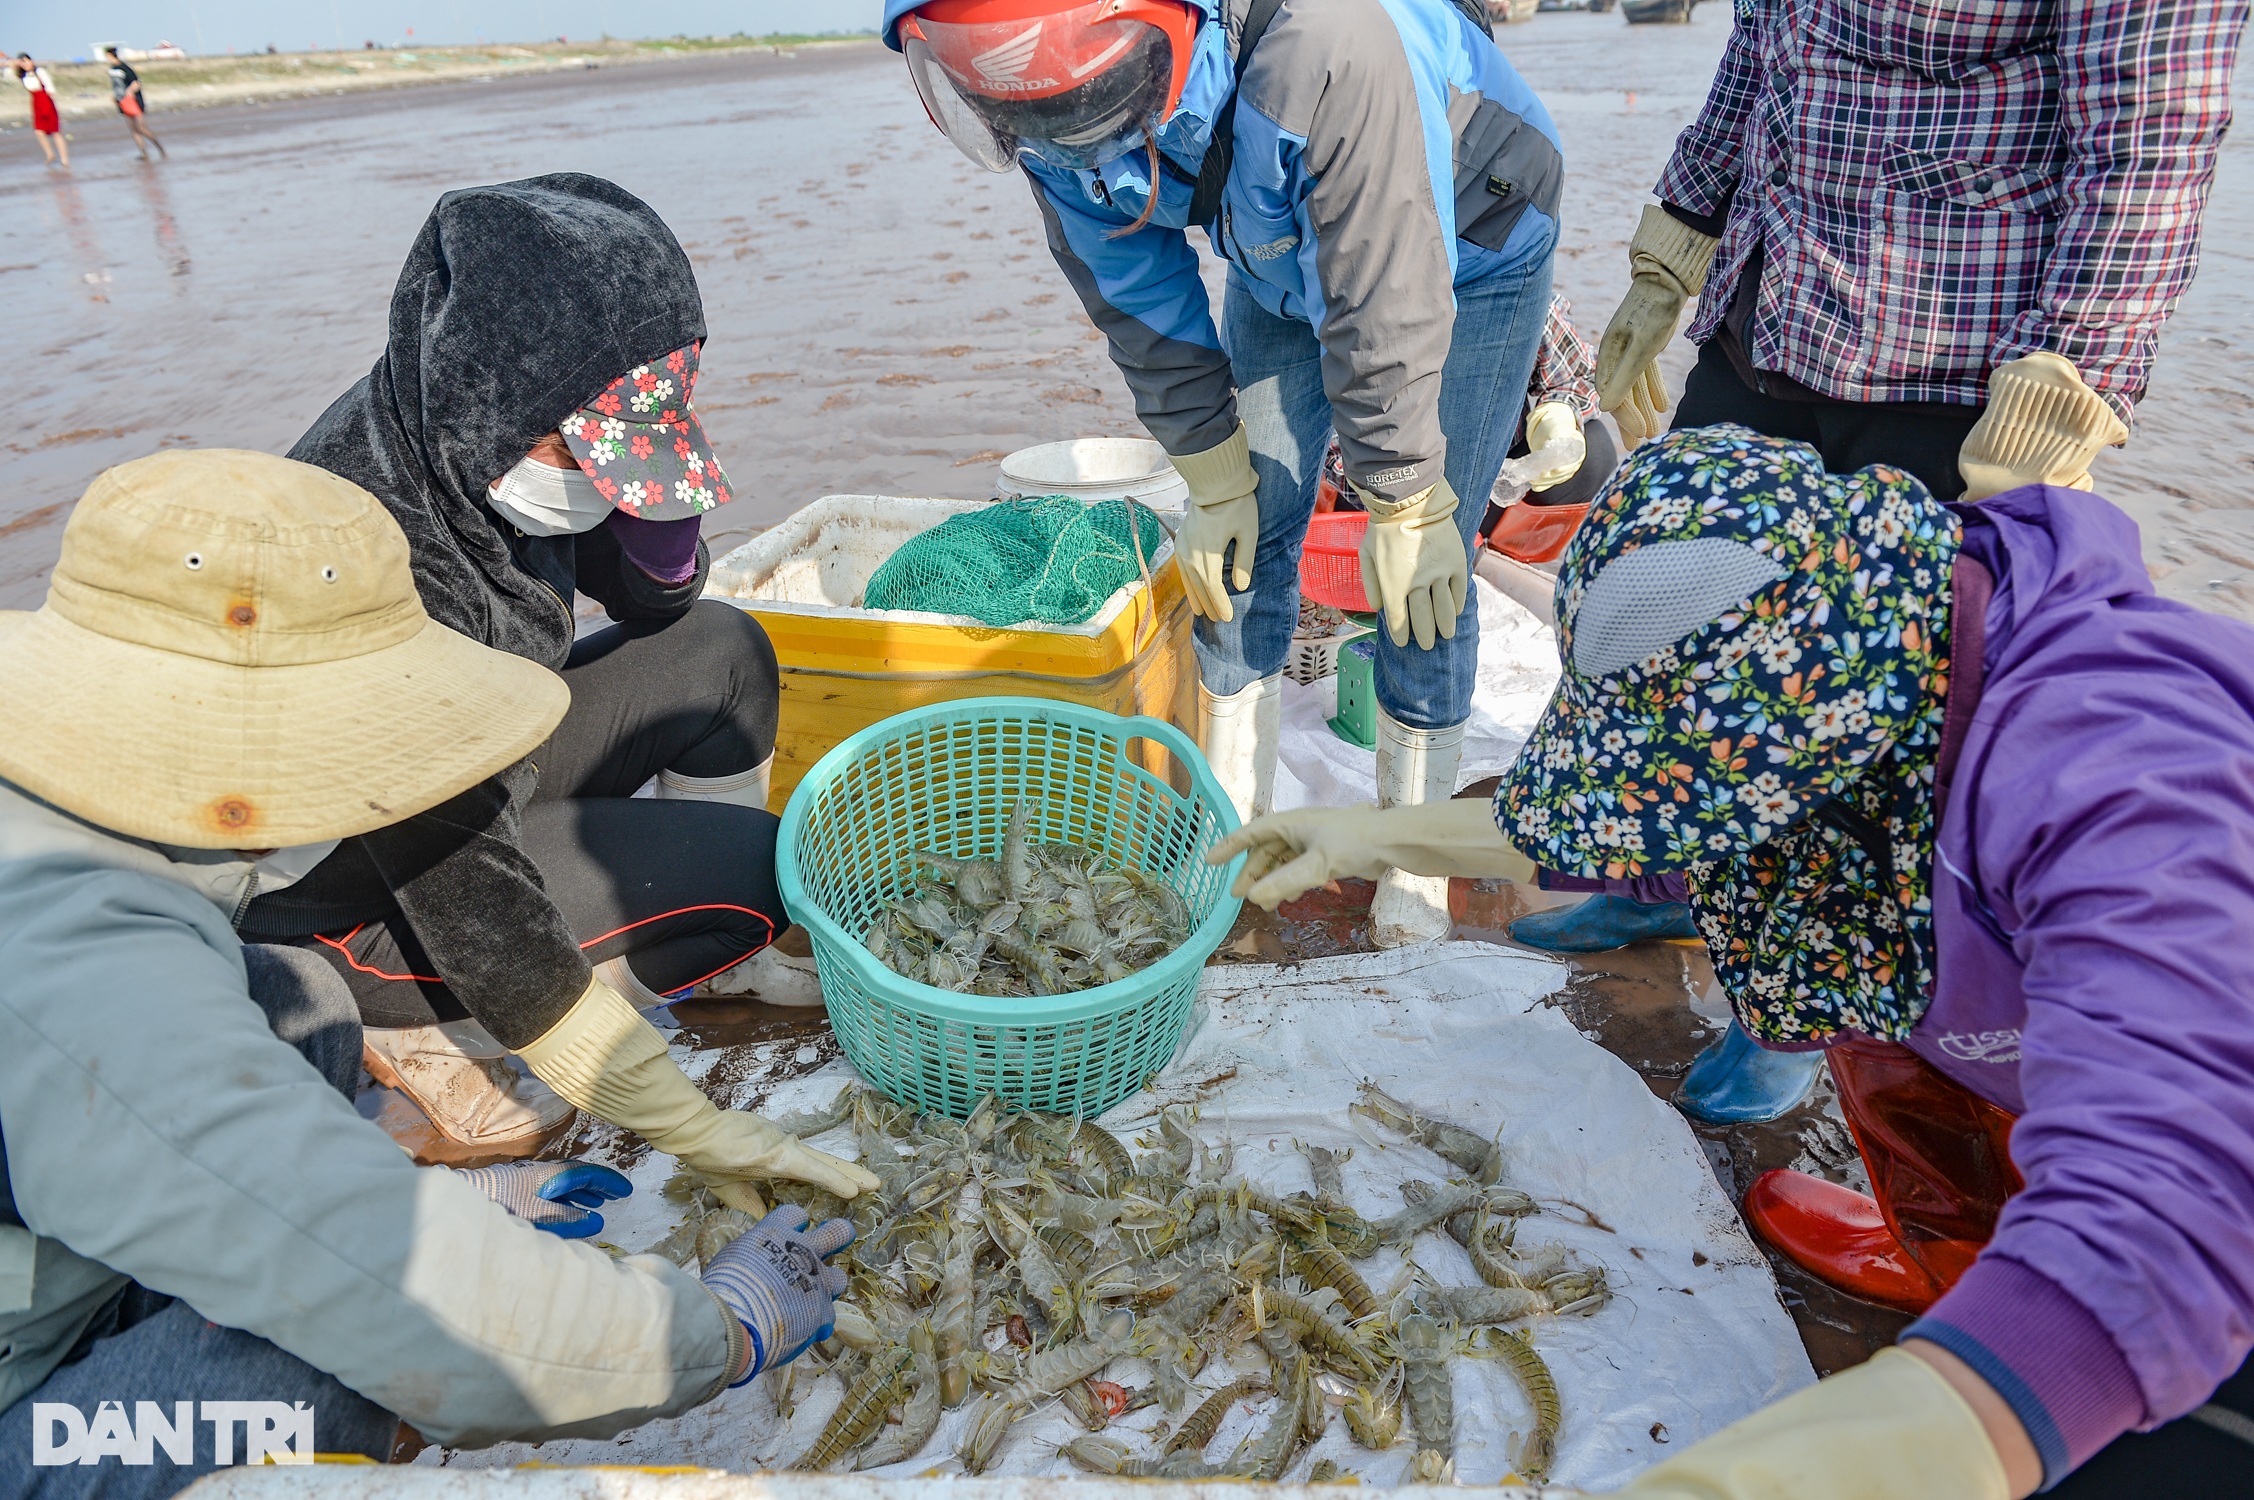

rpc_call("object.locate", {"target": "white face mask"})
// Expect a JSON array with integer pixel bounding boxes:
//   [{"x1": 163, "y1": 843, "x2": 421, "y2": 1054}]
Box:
[
  {"x1": 156, "y1": 838, "x2": 340, "y2": 908},
  {"x1": 487, "y1": 455, "x2": 614, "y2": 537},
  {"x1": 250, "y1": 840, "x2": 340, "y2": 895}
]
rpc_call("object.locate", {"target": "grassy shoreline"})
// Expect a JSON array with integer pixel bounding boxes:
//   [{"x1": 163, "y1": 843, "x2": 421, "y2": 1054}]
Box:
[{"x1": 5, "y1": 35, "x2": 876, "y2": 127}]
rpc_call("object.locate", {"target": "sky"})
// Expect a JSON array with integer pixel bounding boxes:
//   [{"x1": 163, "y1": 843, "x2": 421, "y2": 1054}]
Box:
[{"x1": 10, "y1": 2, "x2": 884, "y2": 60}]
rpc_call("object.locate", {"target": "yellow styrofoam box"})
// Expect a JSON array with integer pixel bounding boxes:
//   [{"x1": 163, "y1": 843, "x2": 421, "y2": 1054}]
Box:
[{"x1": 705, "y1": 496, "x2": 1195, "y2": 811}]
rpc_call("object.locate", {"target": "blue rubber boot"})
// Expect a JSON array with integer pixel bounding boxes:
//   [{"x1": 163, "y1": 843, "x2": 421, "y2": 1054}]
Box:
[
  {"x1": 1674, "y1": 1019, "x2": 1824, "y2": 1124},
  {"x1": 1507, "y1": 894, "x2": 1699, "y2": 953}
]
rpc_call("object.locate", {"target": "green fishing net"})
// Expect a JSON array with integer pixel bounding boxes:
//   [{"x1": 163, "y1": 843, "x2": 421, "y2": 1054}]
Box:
[{"x1": 863, "y1": 496, "x2": 1171, "y2": 627}]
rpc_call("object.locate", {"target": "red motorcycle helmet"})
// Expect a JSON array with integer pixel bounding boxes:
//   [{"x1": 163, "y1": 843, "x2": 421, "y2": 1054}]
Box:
[{"x1": 897, "y1": 0, "x2": 1202, "y2": 171}]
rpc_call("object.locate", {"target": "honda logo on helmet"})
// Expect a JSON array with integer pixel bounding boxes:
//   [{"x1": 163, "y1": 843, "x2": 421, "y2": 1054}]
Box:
[{"x1": 973, "y1": 23, "x2": 1045, "y2": 83}]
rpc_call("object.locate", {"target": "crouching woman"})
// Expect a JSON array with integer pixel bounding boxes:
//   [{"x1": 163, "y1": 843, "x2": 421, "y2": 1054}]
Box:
[
  {"x1": 1210, "y1": 425, "x2": 2254, "y2": 1494},
  {"x1": 271, "y1": 173, "x2": 857, "y2": 1175},
  {"x1": 0, "y1": 453, "x2": 848, "y2": 1496}
]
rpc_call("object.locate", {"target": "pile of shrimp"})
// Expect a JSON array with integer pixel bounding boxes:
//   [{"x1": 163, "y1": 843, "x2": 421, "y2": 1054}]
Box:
[
  {"x1": 861, "y1": 800, "x2": 1192, "y2": 996},
  {"x1": 647, "y1": 1081, "x2": 1608, "y2": 1484}
]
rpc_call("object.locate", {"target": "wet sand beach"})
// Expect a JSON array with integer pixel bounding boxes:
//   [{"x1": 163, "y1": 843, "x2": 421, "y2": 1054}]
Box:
[{"x1": 3, "y1": 12, "x2": 2245, "y2": 614}]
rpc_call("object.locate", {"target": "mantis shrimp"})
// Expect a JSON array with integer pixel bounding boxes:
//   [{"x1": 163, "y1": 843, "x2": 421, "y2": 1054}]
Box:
[
  {"x1": 932, "y1": 1195, "x2": 979, "y2": 1407},
  {"x1": 1225, "y1": 1353, "x2": 1312, "y2": 1480},
  {"x1": 1475, "y1": 1327, "x2": 1562, "y2": 1483},
  {"x1": 1342, "y1": 1362, "x2": 1405, "y2": 1450},
  {"x1": 1161, "y1": 1374, "x2": 1270, "y2": 1457},
  {"x1": 1253, "y1": 1277, "x2": 1384, "y2": 1378},
  {"x1": 854, "y1": 1323, "x2": 941, "y2": 1470},
  {"x1": 796, "y1": 1345, "x2": 912, "y2": 1470},
  {"x1": 1394, "y1": 1313, "x2": 1456, "y2": 1475},
  {"x1": 1353, "y1": 1082, "x2": 1505, "y2": 1185}
]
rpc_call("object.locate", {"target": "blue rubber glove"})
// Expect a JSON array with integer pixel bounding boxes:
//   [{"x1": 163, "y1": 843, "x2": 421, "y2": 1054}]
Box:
[
  {"x1": 701, "y1": 1205, "x2": 854, "y2": 1384},
  {"x1": 1507, "y1": 894, "x2": 1698, "y2": 953},
  {"x1": 452, "y1": 1160, "x2": 633, "y2": 1239}
]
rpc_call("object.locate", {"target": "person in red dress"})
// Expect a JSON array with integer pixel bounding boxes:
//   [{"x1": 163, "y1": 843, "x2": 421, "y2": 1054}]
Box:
[{"x1": 13, "y1": 54, "x2": 67, "y2": 168}]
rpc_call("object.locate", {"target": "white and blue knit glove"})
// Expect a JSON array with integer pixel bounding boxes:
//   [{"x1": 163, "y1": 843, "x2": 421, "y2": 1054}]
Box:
[
  {"x1": 453, "y1": 1160, "x2": 633, "y2": 1239},
  {"x1": 701, "y1": 1205, "x2": 854, "y2": 1384}
]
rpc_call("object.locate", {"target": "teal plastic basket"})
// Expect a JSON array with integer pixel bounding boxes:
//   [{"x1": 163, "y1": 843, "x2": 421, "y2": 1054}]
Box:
[{"x1": 777, "y1": 698, "x2": 1246, "y2": 1118}]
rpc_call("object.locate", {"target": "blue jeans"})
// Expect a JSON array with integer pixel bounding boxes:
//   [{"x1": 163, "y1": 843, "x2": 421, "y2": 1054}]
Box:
[
  {"x1": 1, "y1": 948, "x2": 397, "y2": 1496},
  {"x1": 1196, "y1": 243, "x2": 1556, "y2": 729}
]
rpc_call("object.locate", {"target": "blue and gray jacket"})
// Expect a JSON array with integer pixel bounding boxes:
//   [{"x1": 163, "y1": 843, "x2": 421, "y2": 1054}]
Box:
[{"x1": 883, "y1": 0, "x2": 1563, "y2": 505}]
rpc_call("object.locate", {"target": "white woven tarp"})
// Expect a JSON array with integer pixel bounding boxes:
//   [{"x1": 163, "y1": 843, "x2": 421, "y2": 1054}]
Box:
[{"x1": 437, "y1": 943, "x2": 1811, "y2": 1490}]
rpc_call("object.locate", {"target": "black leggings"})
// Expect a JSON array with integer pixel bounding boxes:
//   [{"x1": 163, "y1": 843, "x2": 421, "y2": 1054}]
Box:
[
  {"x1": 318, "y1": 600, "x2": 789, "y2": 1028},
  {"x1": 1674, "y1": 340, "x2": 1981, "y2": 501}
]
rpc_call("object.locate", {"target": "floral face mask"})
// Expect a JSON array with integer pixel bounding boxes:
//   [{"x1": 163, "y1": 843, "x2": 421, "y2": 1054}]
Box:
[
  {"x1": 555, "y1": 339, "x2": 735, "y2": 522},
  {"x1": 1498, "y1": 426, "x2": 1961, "y2": 1044}
]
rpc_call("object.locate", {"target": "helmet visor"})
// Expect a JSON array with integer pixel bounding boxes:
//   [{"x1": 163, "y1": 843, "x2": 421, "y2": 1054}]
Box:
[{"x1": 904, "y1": 4, "x2": 1176, "y2": 172}]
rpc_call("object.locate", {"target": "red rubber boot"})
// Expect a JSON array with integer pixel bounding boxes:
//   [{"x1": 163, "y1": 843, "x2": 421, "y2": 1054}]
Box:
[{"x1": 1742, "y1": 1169, "x2": 1945, "y2": 1314}]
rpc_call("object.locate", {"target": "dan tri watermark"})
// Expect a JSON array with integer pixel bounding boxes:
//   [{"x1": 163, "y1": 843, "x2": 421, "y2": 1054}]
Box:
[{"x1": 31, "y1": 1401, "x2": 315, "y2": 1466}]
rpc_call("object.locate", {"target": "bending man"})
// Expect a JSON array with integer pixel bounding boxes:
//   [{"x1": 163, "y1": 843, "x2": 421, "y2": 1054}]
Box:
[{"x1": 883, "y1": 0, "x2": 1563, "y2": 945}]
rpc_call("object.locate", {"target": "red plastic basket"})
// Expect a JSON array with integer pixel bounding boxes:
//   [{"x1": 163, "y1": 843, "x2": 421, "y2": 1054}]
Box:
[{"x1": 1299, "y1": 510, "x2": 1372, "y2": 612}]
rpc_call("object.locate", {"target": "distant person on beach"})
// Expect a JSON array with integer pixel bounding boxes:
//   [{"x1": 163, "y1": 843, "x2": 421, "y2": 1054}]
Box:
[
  {"x1": 883, "y1": 0, "x2": 1565, "y2": 950},
  {"x1": 285, "y1": 175, "x2": 876, "y2": 1213},
  {"x1": 14, "y1": 53, "x2": 66, "y2": 167},
  {"x1": 1540, "y1": 0, "x2": 2250, "y2": 1110},
  {"x1": 100, "y1": 45, "x2": 166, "y2": 160}
]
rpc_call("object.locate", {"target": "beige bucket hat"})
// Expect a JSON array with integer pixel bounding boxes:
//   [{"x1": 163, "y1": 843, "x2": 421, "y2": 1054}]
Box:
[{"x1": 0, "y1": 449, "x2": 570, "y2": 848}]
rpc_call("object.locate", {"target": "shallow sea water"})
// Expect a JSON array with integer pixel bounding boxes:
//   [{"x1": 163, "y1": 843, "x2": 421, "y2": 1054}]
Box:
[{"x1": 2, "y1": 14, "x2": 2245, "y2": 612}]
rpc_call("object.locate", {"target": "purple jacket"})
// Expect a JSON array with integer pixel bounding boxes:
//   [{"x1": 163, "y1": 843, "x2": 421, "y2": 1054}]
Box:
[
  {"x1": 1900, "y1": 487, "x2": 2254, "y2": 1477},
  {"x1": 1551, "y1": 485, "x2": 2254, "y2": 1475}
]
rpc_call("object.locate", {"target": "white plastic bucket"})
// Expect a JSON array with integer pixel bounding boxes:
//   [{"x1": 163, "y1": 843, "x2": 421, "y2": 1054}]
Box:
[{"x1": 995, "y1": 437, "x2": 1188, "y2": 512}]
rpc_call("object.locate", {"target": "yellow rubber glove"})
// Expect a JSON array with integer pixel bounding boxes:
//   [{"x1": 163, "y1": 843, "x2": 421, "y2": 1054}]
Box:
[
  {"x1": 516, "y1": 980, "x2": 880, "y2": 1214},
  {"x1": 1958, "y1": 352, "x2": 2129, "y2": 502},
  {"x1": 1596, "y1": 205, "x2": 1721, "y2": 448},
  {"x1": 1206, "y1": 798, "x2": 1534, "y2": 910},
  {"x1": 1357, "y1": 478, "x2": 1467, "y2": 650},
  {"x1": 1525, "y1": 400, "x2": 1588, "y2": 491},
  {"x1": 1609, "y1": 1348, "x2": 2010, "y2": 1500},
  {"x1": 1168, "y1": 423, "x2": 1262, "y2": 623}
]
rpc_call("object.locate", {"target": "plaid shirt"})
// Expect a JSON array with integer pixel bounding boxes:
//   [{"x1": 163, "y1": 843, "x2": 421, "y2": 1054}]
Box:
[
  {"x1": 1529, "y1": 294, "x2": 1600, "y2": 421},
  {"x1": 1657, "y1": 0, "x2": 2248, "y2": 421}
]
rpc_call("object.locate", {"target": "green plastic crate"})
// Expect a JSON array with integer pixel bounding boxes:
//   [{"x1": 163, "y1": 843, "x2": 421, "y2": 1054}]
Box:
[
  {"x1": 1330, "y1": 633, "x2": 1378, "y2": 749},
  {"x1": 776, "y1": 697, "x2": 1245, "y2": 1118}
]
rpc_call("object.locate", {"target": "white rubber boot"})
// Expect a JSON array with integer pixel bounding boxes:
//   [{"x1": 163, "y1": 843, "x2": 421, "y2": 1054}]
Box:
[
  {"x1": 1198, "y1": 674, "x2": 1283, "y2": 825},
  {"x1": 697, "y1": 944, "x2": 826, "y2": 1008},
  {"x1": 1369, "y1": 710, "x2": 1467, "y2": 948},
  {"x1": 594, "y1": 954, "x2": 681, "y2": 1011},
  {"x1": 361, "y1": 1019, "x2": 576, "y2": 1157},
  {"x1": 656, "y1": 750, "x2": 774, "y2": 809}
]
